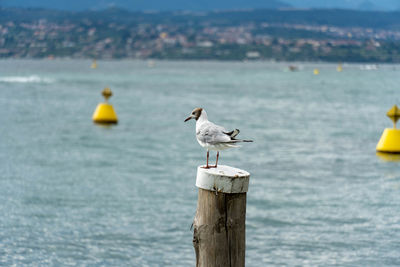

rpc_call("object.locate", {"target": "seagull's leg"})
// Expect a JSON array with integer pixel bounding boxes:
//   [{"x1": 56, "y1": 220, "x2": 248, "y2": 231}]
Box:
[
  {"x1": 201, "y1": 151, "x2": 212, "y2": 169},
  {"x1": 202, "y1": 150, "x2": 210, "y2": 169},
  {"x1": 212, "y1": 151, "x2": 219, "y2": 168}
]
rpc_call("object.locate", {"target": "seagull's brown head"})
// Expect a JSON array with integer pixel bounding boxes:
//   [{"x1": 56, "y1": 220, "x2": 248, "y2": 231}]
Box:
[{"x1": 184, "y1": 108, "x2": 203, "y2": 122}]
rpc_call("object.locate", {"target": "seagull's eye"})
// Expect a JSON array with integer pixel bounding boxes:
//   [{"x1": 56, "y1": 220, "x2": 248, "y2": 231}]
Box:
[{"x1": 192, "y1": 112, "x2": 195, "y2": 115}]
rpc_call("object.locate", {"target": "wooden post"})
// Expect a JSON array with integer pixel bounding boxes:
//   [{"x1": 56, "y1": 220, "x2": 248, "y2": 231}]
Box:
[{"x1": 193, "y1": 165, "x2": 250, "y2": 267}]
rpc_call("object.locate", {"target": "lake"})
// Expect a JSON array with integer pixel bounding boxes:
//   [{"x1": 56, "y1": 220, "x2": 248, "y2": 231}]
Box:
[{"x1": 1, "y1": 60, "x2": 400, "y2": 266}]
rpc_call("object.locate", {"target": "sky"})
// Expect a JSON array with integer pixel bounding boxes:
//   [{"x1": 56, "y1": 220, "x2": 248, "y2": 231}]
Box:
[{"x1": 0, "y1": 0, "x2": 399, "y2": 11}]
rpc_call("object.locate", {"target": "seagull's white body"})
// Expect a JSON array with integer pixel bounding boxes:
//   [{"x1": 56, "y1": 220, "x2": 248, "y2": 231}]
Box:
[
  {"x1": 195, "y1": 110, "x2": 238, "y2": 151},
  {"x1": 185, "y1": 107, "x2": 252, "y2": 168}
]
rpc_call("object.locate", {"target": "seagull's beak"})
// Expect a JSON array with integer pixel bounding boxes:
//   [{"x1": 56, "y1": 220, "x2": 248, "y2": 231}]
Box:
[{"x1": 184, "y1": 115, "x2": 193, "y2": 122}]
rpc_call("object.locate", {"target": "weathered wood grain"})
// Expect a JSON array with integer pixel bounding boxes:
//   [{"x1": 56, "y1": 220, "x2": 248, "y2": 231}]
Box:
[{"x1": 193, "y1": 189, "x2": 247, "y2": 267}]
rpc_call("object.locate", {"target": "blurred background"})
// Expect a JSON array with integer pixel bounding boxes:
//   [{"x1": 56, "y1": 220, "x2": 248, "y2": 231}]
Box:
[{"x1": 1, "y1": 1, "x2": 400, "y2": 266}]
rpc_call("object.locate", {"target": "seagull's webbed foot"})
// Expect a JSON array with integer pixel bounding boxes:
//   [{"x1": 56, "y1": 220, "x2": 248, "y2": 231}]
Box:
[{"x1": 201, "y1": 165, "x2": 211, "y2": 169}]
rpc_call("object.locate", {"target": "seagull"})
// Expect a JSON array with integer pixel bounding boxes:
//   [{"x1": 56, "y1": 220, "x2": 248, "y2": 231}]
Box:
[{"x1": 185, "y1": 108, "x2": 253, "y2": 169}]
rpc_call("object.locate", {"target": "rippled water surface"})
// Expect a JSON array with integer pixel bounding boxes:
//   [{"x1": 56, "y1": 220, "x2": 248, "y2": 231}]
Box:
[{"x1": 1, "y1": 60, "x2": 400, "y2": 266}]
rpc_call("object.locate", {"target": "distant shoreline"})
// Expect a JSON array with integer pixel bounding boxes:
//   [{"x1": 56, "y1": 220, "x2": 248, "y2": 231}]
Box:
[
  {"x1": 1, "y1": 58, "x2": 398, "y2": 67},
  {"x1": 2, "y1": 7, "x2": 400, "y2": 63}
]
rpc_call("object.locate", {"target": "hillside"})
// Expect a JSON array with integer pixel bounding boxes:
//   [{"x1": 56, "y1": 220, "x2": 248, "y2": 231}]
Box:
[
  {"x1": 1, "y1": 7, "x2": 400, "y2": 61},
  {"x1": 0, "y1": 0, "x2": 289, "y2": 11},
  {"x1": 2, "y1": 8, "x2": 400, "y2": 29}
]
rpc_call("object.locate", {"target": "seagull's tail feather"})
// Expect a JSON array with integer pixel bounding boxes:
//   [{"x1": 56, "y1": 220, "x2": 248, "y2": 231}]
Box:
[
  {"x1": 226, "y1": 139, "x2": 253, "y2": 143},
  {"x1": 224, "y1": 129, "x2": 253, "y2": 143}
]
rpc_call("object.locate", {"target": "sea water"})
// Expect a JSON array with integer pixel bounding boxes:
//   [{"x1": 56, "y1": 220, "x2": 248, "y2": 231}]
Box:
[{"x1": 1, "y1": 60, "x2": 400, "y2": 266}]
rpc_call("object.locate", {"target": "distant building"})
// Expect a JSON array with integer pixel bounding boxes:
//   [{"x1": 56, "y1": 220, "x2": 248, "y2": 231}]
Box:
[{"x1": 246, "y1": 51, "x2": 260, "y2": 58}]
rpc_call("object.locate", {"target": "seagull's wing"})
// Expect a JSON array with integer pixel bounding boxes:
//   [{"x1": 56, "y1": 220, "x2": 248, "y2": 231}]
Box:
[
  {"x1": 223, "y1": 129, "x2": 240, "y2": 138},
  {"x1": 196, "y1": 122, "x2": 232, "y2": 145}
]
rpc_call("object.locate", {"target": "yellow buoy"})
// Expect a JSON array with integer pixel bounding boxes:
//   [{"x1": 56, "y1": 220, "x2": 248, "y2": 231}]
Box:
[
  {"x1": 92, "y1": 87, "x2": 118, "y2": 124},
  {"x1": 91, "y1": 60, "x2": 97, "y2": 69},
  {"x1": 337, "y1": 64, "x2": 343, "y2": 72},
  {"x1": 313, "y1": 68, "x2": 319, "y2": 75},
  {"x1": 376, "y1": 105, "x2": 400, "y2": 153},
  {"x1": 376, "y1": 128, "x2": 400, "y2": 153}
]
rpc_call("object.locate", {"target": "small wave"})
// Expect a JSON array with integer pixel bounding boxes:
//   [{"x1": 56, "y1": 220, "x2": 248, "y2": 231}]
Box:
[{"x1": 0, "y1": 75, "x2": 55, "y2": 83}]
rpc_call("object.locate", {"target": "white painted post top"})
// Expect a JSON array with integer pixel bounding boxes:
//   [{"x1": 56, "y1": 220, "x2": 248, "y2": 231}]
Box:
[{"x1": 196, "y1": 165, "x2": 250, "y2": 194}]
